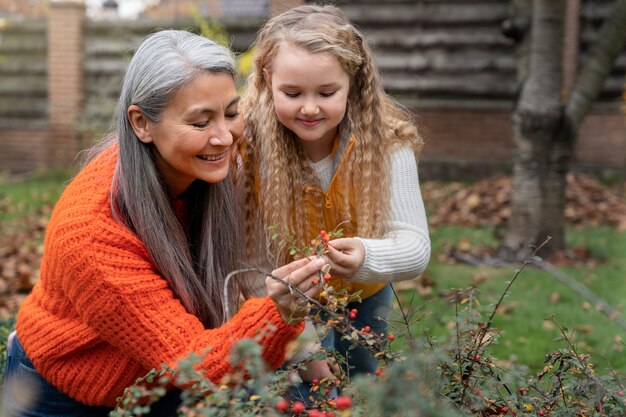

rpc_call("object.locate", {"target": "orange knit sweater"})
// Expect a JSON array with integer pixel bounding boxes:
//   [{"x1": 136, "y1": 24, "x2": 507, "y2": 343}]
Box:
[{"x1": 16, "y1": 145, "x2": 303, "y2": 407}]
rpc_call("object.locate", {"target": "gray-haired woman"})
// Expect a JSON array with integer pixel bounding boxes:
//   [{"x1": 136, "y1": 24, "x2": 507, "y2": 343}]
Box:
[{"x1": 2, "y1": 29, "x2": 324, "y2": 417}]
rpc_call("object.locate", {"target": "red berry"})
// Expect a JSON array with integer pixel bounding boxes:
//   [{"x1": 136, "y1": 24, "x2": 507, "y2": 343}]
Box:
[
  {"x1": 500, "y1": 406, "x2": 509, "y2": 414},
  {"x1": 312, "y1": 279, "x2": 319, "y2": 285},
  {"x1": 311, "y1": 250, "x2": 317, "y2": 256},
  {"x1": 362, "y1": 325, "x2": 371, "y2": 333},
  {"x1": 308, "y1": 410, "x2": 322, "y2": 417},
  {"x1": 292, "y1": 401, "x2": 306, "y2": 414},
  {"x1": 323, "y1": 274, "x2": 332, "y2": 281},
  {"x1": 388, "y1": 334, "x2": 396, "y2": 341},
  {"x1": 375, "y1": 368, "x2": 382, "y2": 376},
  {"x1": 619, "y1": 390, "x2": 625, "y2": 397},
  {"x1": 473, "y1": 354, "x2": 481, "y2": 361},
  {"x1": 349, "y1": 312, "x2": 357, "y2": 319},
  {"x1": 334, "y1": 396, "x2": 352, "y2": 409},
  {"x1": 538, "y1": 411, "x2": 545, "y2": 416},
  {"x1": 312, "y1": 378, "x2": 319, "y2": 386},
  {"x1": 276, "y1": 398, "x2": 288, "y2": 412}
]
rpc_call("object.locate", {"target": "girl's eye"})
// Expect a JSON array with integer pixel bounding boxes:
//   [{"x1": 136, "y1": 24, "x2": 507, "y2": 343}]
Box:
[
  {"x1": 320, "y1": 91, "x2": 337, "y2": 97},
  {"x1": 226, "y1": 111, "x2": 240, "y2": 120},
  {"x1": 284, "y1": 92, "x2": 300, "y2": 98},
  {"x1": 192, "y1": 121, "x2": 209, "y2": 128}
]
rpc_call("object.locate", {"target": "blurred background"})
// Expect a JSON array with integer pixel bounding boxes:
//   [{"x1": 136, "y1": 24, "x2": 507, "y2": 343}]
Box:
[{"x1": 0, "y1": 0, "x2": 623, "y2": 180}]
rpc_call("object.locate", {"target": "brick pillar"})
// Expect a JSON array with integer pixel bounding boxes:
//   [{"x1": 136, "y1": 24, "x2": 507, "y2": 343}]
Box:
[
  {"x1": 269, "y1": 0, "x2": 304, "y2": 16},
  {"x1": 563, "y1": 0, "x2": 580, "y2": 99},
  {"x1": 47, "y1": 0, "x2": 85, "y2": 168}
]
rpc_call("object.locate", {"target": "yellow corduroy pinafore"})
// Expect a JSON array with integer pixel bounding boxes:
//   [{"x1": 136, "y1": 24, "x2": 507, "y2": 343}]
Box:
[{"x1": 300, "y1": 136, "x2": 386, "y2": 300}]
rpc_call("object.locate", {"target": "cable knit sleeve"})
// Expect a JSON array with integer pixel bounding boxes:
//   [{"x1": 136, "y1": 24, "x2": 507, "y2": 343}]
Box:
[
  {"x1": 63, "y1": 208, "x2": 301, "y2": 380},
  {"x1": 352, "y1": 145, "x2": 431, "y2": 283}
]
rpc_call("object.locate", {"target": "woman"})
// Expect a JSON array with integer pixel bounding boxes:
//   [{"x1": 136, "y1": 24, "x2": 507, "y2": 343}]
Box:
[{"x1": 2, "y1": 30, "x2": 324, "y2": 417}]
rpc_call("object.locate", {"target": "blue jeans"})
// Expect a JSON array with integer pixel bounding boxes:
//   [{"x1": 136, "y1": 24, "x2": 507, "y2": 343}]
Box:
[
  {"x1": 2, "y1": 333, "x2": 181, "y2": 417},
  {"x1": 324, "y1": 284, "x2": 393, "y2": 376},
  {"x1": 286, "y1": 285, "x2": 393, "y2": 403}
]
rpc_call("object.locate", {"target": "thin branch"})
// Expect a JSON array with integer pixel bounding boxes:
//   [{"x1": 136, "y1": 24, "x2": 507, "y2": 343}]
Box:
[{"x1": 222, "y1": 266, "x2": 389, "y2": 360}]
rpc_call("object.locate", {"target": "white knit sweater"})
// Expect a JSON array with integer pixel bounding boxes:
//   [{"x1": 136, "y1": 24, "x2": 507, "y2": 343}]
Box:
[{"x1": 310, "y1": 144, "x2": 431, "y2": 283}]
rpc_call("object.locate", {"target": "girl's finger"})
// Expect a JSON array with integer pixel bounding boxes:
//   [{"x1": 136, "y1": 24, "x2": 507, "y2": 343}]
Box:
[{"x1": 325, "y1": 244, "x2": 347, "y2": 264}]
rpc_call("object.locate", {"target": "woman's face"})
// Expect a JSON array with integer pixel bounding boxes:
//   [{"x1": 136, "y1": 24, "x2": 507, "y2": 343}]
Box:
[{"x1": 138, "y1": 72, "x2": 243, "y2": 196}]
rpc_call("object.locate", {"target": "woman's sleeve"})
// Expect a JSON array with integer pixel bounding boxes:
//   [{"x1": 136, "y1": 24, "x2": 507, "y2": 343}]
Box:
[
  {"x1": 64, "y1": 216, "x2": 303, "y2": 382},
  {"x1": 352, "y1": 145, "x2": 431, "y2": 283}
]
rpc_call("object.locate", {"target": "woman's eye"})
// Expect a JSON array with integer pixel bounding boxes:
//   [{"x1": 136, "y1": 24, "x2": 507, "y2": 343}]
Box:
[
  {"x1": 192, "y1": 121, "x2": 209, "y2": 128},
  {"x1": 320, "y1": 91, "x2": 337, "y2": 97}
]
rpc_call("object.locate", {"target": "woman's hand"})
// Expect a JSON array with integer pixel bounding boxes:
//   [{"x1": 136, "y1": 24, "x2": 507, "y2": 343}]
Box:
[
  {"x1": 266, "y1": 258, "x2": 325, "y2": 323},
  {"x1": 298, "y1": 358, "x2": 340, "y2": 383},
  {"x1": 325, "y1": 238, "x2": 365, "y2": 280}
]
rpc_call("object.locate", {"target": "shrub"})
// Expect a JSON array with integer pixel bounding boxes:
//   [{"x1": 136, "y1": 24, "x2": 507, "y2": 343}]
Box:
[{"x1": 111, "y1": 235, "x2": 626, "y2": 416}]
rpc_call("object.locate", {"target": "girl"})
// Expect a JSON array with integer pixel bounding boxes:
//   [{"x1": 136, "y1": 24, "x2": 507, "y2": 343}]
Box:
[
  {"x1": 2, "y1": 30, "x2": 325, "y2": 417},
  {"x1": 240, "y1": 5, "x2": 431, "y2": 381}
]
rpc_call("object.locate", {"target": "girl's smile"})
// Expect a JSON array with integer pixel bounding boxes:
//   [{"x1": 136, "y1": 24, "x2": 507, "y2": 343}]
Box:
[{"x1": 267, "y1": 42, "x2": 350, "y2": 162}]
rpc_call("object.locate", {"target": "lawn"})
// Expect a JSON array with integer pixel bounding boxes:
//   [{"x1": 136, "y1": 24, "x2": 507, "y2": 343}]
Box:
[
  {"x1": 2, "y1": 171, "x2": 626, "y2": 381},
  {"x1": 403, "y1": 224, "x2": 626, "y2": 375}
]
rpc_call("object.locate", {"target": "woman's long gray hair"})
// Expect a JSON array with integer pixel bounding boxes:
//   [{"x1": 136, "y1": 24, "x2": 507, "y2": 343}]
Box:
[{"x1": 86, "y1": 30, "x2": 244, "y2": 328}]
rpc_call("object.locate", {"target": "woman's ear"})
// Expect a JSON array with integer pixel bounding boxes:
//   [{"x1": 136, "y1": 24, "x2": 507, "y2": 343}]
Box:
[{"x1": 127, "y1": 105, "x2": 153, "y2": 144}]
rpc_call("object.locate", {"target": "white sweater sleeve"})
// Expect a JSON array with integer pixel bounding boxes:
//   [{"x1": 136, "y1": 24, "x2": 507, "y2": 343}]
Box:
[{"x1": 352, "y1": 146, "x2": 431, "y2": 283}]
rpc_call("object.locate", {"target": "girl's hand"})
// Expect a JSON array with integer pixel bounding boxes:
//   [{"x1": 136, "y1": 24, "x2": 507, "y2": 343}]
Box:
[
  {"x1": 298, "y1": 358, "x2": 340, "y2": 383},
  {"x1": 325, "y1": 238, "x2": 365, "y2": 280},
  {"x1": 266, "y1": 258, "x2": 325, "y2": 323}
]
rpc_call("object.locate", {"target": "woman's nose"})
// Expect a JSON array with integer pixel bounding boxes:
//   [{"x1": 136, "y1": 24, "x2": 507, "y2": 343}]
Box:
[
  {"x1": 209, "y1": 134, "x2": 233, "y2": 147},
  {"x1": 209, "y1": 123, "x2": 234, "y2": 146}
]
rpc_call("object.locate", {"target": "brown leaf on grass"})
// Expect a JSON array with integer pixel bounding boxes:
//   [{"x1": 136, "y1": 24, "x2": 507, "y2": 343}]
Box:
[
  {"x1": 470, "y1": 271, "x2": 491, "y2": 287},
  {"x1": 549, "y1": 292, "x2": 561, "y2": 304},
  {"x1": 395, "y1": 272, "x2": 437, "y2": 298},
  {"x1": 0, "y1": 205, "x2": 49, "y2": 317},
  {"x1": 495, "y1": 301, "x2": 517, "y2": 316},
  {"x1": 427, "y1": 173, "x2": 626, "y2": 228},
  {"x1": 575, "y1": 324, "x2": 594, "y2": 334}
]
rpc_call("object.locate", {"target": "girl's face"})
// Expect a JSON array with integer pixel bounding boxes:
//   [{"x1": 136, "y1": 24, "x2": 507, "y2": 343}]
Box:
[
  {"x1": 267, "y1": 43, "x2": 350, "y2": 162},
  {"x1": 131, "y1": 72, "x2": 243, "y2": 196}
]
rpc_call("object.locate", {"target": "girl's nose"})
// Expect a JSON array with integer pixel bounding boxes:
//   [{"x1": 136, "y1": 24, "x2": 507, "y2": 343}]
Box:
[{"x1": 301, "y1": 100, "x2": 320, "y2": 116}]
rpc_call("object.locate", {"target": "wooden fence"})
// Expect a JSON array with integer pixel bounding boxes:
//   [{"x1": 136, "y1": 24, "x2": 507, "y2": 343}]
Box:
[{"x1": 0, "y1": 0, "x2": 624, "y2": 178}]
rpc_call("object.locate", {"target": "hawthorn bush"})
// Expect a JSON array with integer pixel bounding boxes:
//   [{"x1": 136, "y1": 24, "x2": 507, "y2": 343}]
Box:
[{"x1": 111, "y1": 234, "x2": 626, "y2": 417}]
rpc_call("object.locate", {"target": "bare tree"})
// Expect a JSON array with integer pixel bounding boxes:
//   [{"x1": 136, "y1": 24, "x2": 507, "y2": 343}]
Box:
[{"x1": 499, "y1": 0, "x2": 626, "y2": 260}]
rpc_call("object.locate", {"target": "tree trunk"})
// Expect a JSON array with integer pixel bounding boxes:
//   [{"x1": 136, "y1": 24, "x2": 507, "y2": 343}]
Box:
[
  {"x1": 501, "y1": 0, "x2": 567, "y2": 260},
  {"x1": 501, "y1": 0, "x2": 626, "y2": 260}
]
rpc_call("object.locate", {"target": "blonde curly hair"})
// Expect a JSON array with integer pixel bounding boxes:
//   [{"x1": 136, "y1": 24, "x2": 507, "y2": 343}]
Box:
[{"x1": 240, "y1": 4, "x2": 424, "y2": 265}]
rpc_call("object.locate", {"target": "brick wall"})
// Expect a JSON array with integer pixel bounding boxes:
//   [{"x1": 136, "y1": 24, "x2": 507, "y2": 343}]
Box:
[
  {"x1": 418, "y1": 109, "x2": 626, "y2": 180},
  {"x1": 0, "y1": 128, "x2": 51, "y2": 173},
  {"x1": 0, "y1": 0, "x2": 624, "y2": 178},
  {"x1": 47, "y1": 1, "x2": 84, "y2": 168}
]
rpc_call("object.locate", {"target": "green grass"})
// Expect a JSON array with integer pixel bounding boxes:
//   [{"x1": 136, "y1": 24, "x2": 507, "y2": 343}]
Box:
[
  {"x1": 0, "y1": 170, "x2": 70, "y2": 222},
  {"x1": 2, "y1": 173, "x2": 626, "y2": 378},
  {"x1": 400, "y1": 224, "x2": 626, "y2": 375}
]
